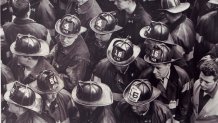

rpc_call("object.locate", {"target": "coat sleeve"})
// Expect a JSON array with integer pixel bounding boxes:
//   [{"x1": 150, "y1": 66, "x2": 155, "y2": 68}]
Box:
[
  {"x1": 65, "y1": 56, "x2": 89, "y2": 89},
  {"x1": 174, "y1": 66, "x2": 192, "y2": 122}
]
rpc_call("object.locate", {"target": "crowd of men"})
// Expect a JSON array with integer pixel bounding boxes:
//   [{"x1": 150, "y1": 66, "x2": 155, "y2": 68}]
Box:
[{"x1": 1, "y1": 0, "x2": 218, "y2": 123}]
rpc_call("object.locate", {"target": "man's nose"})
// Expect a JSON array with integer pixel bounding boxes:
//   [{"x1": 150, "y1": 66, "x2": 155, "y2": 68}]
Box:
[{"x1": 153, "y1": 67, "x2": 158, "y2": 74}]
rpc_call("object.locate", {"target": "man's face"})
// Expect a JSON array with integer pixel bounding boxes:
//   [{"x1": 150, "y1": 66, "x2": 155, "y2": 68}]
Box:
[
  {"x1": 131, "y1": 103, "x2": 150, "y2": 115},
  {"x1": 113, "y1": 0, "x2": 130, "y2": 10},
  {"x1": 8, "y1": 103, "x2": 20, "y2": 114},
  {"x1": 199, "y1": 72, "x2": 217, "y2": 92},
  {"x1": 59, "y1": 34, "x2": 78, "y2": 47},
  {"x1": 17, "y1": 55, "x2": 38, "y2": 68},
  {"x1": 45, "y1": 93, "x2": 57, "y2": 103},
  {"x1": 152, "y1": 63, "x2": 171, "y2": 80}
]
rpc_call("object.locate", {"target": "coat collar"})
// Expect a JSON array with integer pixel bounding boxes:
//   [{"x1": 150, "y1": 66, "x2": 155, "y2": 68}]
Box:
[{"x1": 13, "y1": 18, "x2": 35, "y2": 25}]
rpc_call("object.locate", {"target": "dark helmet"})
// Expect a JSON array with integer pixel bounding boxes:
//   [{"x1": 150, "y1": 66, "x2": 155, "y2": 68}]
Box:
[
  {"x1": 140, "y1": 22, "x2": 169, "y2": 41},
  {"x1": 107, "y1": 38, "x2": 141, "y2": 66},
  {"x1": 55, "y1": 14, "x2": 86, "y2": 37},
  {"x1": 160, "y1": 0, "x2": 190, "y2": 13},
  {"x1": 9, "y1": 82, "x2": 35, "y2": 106},
  {"x1": 90, "y1": 12, "x2": 122, "y2": 34},
  {"x1": 123, "y1": 79, "x2": 160, "y2": 106},
  {"x1": 144, "y1": 43, "x2": 179, "y2": 64},
  {"x1": 10, "y1": 34, "x2": 49, "y2": 56},
  {"x1": 112, "y1": 39, "x2": 134, "y2": 62},
  {"x1": 76, "y1": 82, "x2": 103, "y2": 102},
  {"x1": 4, "y1": 81, "x2": 42, "y2": 112},
  {"x1": 32, "y1": 70, "x2": 64, "y2": 94},
  {"x1": 72, "y1": 81, "x2": 113, "y2": 106}
]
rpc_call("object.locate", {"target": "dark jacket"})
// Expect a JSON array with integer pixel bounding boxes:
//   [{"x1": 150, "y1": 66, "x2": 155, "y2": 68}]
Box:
[
  {"x1": 65, "y1": 0, "x2": 102, "y2": 29},
  {"x1": 8, "y1": 57, "x2": 57, "y2": 85},
  {"x1": 3, "y1": 18, "x2": 49, "y2": 48},
  {"x1": 30, "y1": 0, "x2": 56, "y2": 29},
  {"x1": 194, "y1": 10, "x2": 218, "y2": 62},
  {"x1": 16, "y1": 110, "x2": 55, "y2": 123},
  {"x1": 42, "y1": 89, "x2": 79, "y2": 123},
  {"x1": 114, "y1": 2, "x2": 151, "y2": 46},
  {"x1": 94, "y1": 58, "x2": 149, "y2": 94},
  {"x1": 51, "y1": 35, "x2": 90, "y2": 91},
  {"x1": 77, "y1": 105, "x2": 116, "y2": 123},
  {"x1": 140, "y1": 65, "x2": 191, "y2": 122},
  {"x1": 168, "y1": 15, "x2": 195, "y2": 61},
  {"x1": 116, "y1": 100, "x2": 173, "y2": 123}
]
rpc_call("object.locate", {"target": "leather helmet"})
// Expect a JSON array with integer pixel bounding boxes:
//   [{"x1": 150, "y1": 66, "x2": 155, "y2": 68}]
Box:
[
  {"x1": 123, "y1": 79, "x2": 161, "y2": 106},
  {"x1": 94, "y1": 12, "x2": 116, "y2": 32},
  {"x1": 76, "y1": 82, "x2": 103, "y2": 102},
  {"x1": 15, "y1": 34, "x2": 41, "y2": 54},
  {"x1": 55, "y1": 14, "x2": 86, "y2": 37},
  {"x1": 37, "y1": 70, "x2": 59, "y2": 92},
  {"x1": 9, "y1": 82, "x2": 36, "y2": 106},
  {"x1": 72, "y1": 81, "x2": 113, "y2": 106},
  {"x1": 160, "y1": 0, "x2": 190, "y2": 13},
  {"x1": 112, "y1": 39, "x2": 134, "y2": 62},
  {"x1": 90, "y1": 12, "x2": 122, "y2": 34},
  {"x1": 10, "y1": 34, "x2": 49, "y2": 56},
  {"x1": 107, "y1": 38, "x2": 141, "y2": 66},
  {"x1": 144, "y1": 43, "x2": 179, "y2": 64},
  {"x1": 141, "y1": 21, "x2": 169, "y2": 41}
]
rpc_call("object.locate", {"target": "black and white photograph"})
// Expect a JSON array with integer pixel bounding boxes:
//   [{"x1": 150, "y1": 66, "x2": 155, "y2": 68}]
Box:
[{"x1": 1, "y1": 0, "x2": 218, "y2": 123}]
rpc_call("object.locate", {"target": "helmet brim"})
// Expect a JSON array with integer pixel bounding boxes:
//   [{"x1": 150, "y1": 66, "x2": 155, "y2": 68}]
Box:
[
  {"x1": 159, "y1": 2, "x2": 190, "y2": 13},
  {"x1": 123, "y1": 80, "x2": 161, "y2": 106},
  {"x1": 140, "y1": 27, "x2": 176, "y2": 46},
  {"x1": 55, "y1": 19, "x2": 87, "y2": 37},
  {"x1": 4, "y1": 82, "x2": 42, "y2": 113},
  {"x1": 29, "y1": 75, "x2": 64, "y2": 94},
  {"x1": 72, "y1": 82, "x2": 113, "y2": 106},
  {"x1": 107, "y1": 38, "x2": 141, "y2": 66},
  {"x1": 90, "y1": 16, "x2": 123, "y2": 34},
  {"x1": 10, "y1": 39, "x2": 49, "y2": 56},
  {"x1": 208, "y1": 0, "x2": 218, "y2": 5},
  {"x1": 144, "y1": 55, "x2": 180, "y2": 65}
]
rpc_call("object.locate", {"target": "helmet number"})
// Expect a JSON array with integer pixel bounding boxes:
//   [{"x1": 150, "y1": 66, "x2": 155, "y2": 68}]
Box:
[
  {"x1": 128, "y1": 85, "x2": 141, "y2": 102},
  {"x1": 64, "y1": 23, "x2": 69, "y2": 30}
]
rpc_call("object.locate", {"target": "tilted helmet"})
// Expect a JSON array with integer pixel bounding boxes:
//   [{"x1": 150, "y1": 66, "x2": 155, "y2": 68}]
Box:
[
  {"x1": 90, "y1": 12, "x2": 122, "y2": 34},
  {"x1": 72, "y1": 81, "x2": 113, "y2": 106},
  {"x1": 160, "y1": 0, "x2": 190, "y2": 13},
  {"x1": 107, "y1": 38, "x2": 141, "y2": 66},
  {"x1": 29, "y1": 70, "x2": 64, "y2": 94},
  {"x1": 140, "y1": 21, "x2": 175, "y2": 45},
  {"x1": 123, "y1": 79, "x2": 160, "y2": 106},
  {"x1": 10, "y1": 34, "x2": 49, "y2": 56},
  {"x1": 4, "y1": 81, "x2": 42, "y2": 112},
  {"x1": 144, "y1": 43, "x2": 179, "y2": 64},
  {"x1": 55, "y1": 14, "x2": 86, "y2": 37}
]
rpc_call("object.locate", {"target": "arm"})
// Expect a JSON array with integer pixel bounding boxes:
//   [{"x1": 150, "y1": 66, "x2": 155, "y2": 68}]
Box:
[{"x1": 65, "y1": 57, "x2": 89, "y2": 90}]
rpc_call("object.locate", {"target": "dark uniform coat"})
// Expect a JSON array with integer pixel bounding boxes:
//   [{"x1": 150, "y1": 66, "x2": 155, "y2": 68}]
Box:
[
  {"x1": 42, "y1": 89, "x2": 79, "y2": 123},
  {"x1": 50, "y1": 35, "x2": 90, "y2": 91},
  {"x1": 93, "y1": 58, "x2": 148, "y2": 101},
  {"x1": 77, "y1": 105, "x2": 116, "y2": 123},
  {"x1": 8, "y1": 57, "x2": 57, "y2": 85},
  {"x1": 114, "y1": 2, "x2": 151, "y2": 46},
  {"x1": 116, "y1": 100, "x2": 173, "y2": 123},
  {"x1": 140, "y1": 65, "x2": 191, "y2": 122}
]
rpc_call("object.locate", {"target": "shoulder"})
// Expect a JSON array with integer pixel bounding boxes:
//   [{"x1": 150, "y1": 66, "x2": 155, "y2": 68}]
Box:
[
  {"x1": 174, "y1": 65, "x2": 189, "y2": 79},
  {"x1": 3, "y1": 22, "x2": 14, "y2": 30}
]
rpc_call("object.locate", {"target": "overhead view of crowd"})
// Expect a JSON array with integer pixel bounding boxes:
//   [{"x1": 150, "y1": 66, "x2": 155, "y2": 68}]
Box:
[{"x1": 1, "y1": 0, "x2": 218, "y2": 123}]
